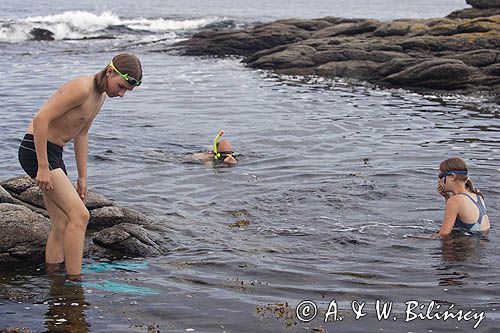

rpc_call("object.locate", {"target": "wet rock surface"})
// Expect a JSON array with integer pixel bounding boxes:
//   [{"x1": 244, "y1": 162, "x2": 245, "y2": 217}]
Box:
[
  {"x1": 92, "y1": 223, "x2": 166, "y2": 257},
  {"x1": 177, "y1": 2, "x2": 500, "y2": 96},
  {"x1": 0, "y1": 176, "x2": 164, "y2": 265}
]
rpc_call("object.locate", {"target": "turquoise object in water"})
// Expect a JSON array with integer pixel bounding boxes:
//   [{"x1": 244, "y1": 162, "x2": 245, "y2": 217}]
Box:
[{"x1": 81, "y1": 281, "x2": 159, "y2": 295}]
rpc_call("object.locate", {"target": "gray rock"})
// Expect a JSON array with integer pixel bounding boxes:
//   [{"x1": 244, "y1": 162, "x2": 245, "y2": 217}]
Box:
[
  {"x1": 0, "y1": 185, "x2": 17, "y2": 204},
  {"x1": 373, "y1": 21, "x2": 411, "y2": 37},
  {"x1": 247, "y1": 44, "x2": 316, "y2": 69},
  {"x1": 29, "y1": 28, "x2": 55, "y2": 41},
  {"x1": 368, "y1": 58, "x2": 424, "y2": 80},
  {"x1": 1, "y1": 176, "x2": 35, "y2": 194},
  {"x1": 311, "y1": 19, "x2": 380, "y2": 38},
  {"x1": 0, "y1": 203, "x2": 50, "y2": 264},
  {"x1": 275, "y1": 18, "x2": 333, "y2": 31},
  {"x1": 92, "y1": 223, "x2": 165, "y2": 257},
  {"x1": 311, "y1": 49, "x2": 409, "y2": 65},
  {"x1": 316, "y1": 60, "x2": 380, "y2": 79},
  {"x1": 89, "y1": 206, "x2": 149, "y2": 230},
  {"x1": 482, "y1": 63, "x2": 500, "y2": 75},
  {"x1": 399, "y1": 34, "x2": 500, "y2": 52},
  {"x1": 466, "y1": 0, "x2": 500, "y2": 9},
  {"x1": 180, "y1": 23, "x2": 309, "y2": 57},
  {"x1": 83, "y1": 191, "x2": 115, "y2": 210},
  {"x1": 456, "y1": 17, "x2": 500, "y2": 33},
  {"x1": 446, "y1": 49, "x2": 500, "y2": 67},
  {"x1": 447, "y1": 7, "x2": 500, "y2": 19},
  {"x1": 384, "y1": 58, "x2": 477, "y2": 88},
  {"x1": 18, "y1": 186, "x2": 45, "y2": 209},
  {"x1": 175, "y1": 7, "x2": 500, "y2": 96}
]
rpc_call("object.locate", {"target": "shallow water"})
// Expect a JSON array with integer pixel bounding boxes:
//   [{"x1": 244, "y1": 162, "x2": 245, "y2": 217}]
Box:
[{"x1": 1, "y1": 1, "x2": 500, "y2": 332}]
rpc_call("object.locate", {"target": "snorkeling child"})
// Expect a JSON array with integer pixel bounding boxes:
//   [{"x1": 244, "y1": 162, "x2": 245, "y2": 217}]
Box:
[
  {"x1": 191, "y1": 130, "x2": 237, "y2": 165},
  {"x1": 436, "y1": 157, "x2": 490, "y2": 236},
  {"x1": 18, "y1": 53, "x2": 142, "y2": 280}
]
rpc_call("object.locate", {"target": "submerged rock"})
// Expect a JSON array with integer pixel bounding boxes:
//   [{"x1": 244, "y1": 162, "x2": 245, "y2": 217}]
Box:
[
  {"x1": 0, "y1": 176, "x2": 163, "y2": 265},
  {"x1": 177, "y1": 2, "x2": 500, "y2": 97}
]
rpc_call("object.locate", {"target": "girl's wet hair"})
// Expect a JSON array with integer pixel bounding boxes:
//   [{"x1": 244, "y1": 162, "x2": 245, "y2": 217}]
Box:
[
  {"x1": 440, "y1": 157, "x2": 483, "y2": 198},
  {"x1": 94, "y1": 53, "x2": 142, "y2": 93}
]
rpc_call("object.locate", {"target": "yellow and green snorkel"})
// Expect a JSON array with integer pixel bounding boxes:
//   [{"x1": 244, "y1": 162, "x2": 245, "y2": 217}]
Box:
[{"x1": 212, "y1": 130, "x2": 225, "y2": 160}]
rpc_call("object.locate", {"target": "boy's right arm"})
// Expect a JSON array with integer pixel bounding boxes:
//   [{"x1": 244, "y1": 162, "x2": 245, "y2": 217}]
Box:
[{"x1": 33, "y1": 79, "x2": 90, "y2": 190}]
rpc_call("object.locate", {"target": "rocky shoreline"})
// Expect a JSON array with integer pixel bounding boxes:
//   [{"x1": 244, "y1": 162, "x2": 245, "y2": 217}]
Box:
[
  {"x1": 177, "y1": 0, "x2": 500, "y2": 99},
  {"x1": 0, "y1": 176, "x2": 166, "y2": 267}
]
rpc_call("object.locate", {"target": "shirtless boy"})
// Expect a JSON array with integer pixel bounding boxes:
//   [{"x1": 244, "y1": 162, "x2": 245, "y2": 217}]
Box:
[{"x1": 18, "y1": 53, "x2": 142, "y2": 280}]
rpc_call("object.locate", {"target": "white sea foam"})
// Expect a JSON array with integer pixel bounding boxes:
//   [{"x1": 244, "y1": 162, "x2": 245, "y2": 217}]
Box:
[{"x1": 0, "y1": 10, "x2": 224, "y2": 42}]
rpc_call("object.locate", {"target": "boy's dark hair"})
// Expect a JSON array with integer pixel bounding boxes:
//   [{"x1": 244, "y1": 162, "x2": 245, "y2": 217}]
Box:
[{"x1": 94, "y1": 53, "x2": 142, "y2": 93}]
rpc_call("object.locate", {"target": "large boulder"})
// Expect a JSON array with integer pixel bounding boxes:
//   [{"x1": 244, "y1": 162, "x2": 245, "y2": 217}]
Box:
[
  {"x1": 246, "y1": 44, "x2": 316, "y2": 69},
  {"x1": 447, "y1": 7, "x2": 500, "y2": 19},
  {"x1": 179, "y1": 23, "x2": 309, "y2": 57},
  {"x1": 0, "y1": 176, "x2": 161, "y2": 264},
  {"x1": 446, "y1": 49, "x2": 500, "y2": 67},
  {"x1": 88, "y1": 206, "x2": 149, "y2": 230},
  {"x1": 466, "y1": 0, "x2": 500, "y2": 9},
  {"x1": 29, "y1": 28, "x2": 55, "y2": 41},
  {"x1": 1, "y1": 176, "x2": 35, "y2": 194},
  {"x1": 383, "y1": 58, "x2": 477, "y2": 89},
  {"x1": 316, "y1": 60, "x2": 380, "y2": 78},
  {"x1": 311, "y1": 19, "x2": 380, "y2": 38},
  {"x1": 176, "y1": 6, "x2": 500, "y2": 96},
  {"x1": 92, "y1": 223, "x2": 165, "y2": 257},
  {"x1": 0, "y1": 203, "x2": 50, "y2": 264}
]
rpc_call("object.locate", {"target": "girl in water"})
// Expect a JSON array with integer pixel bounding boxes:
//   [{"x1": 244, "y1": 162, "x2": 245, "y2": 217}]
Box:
[{"x1": 437, "y1": 157, "x2": 490, "y2": 236}]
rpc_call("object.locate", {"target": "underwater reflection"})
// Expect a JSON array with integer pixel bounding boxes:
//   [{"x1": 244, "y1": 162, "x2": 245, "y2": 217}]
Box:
[{"x1": 44, "y1": 270, "x2": 89, "y2": 333}]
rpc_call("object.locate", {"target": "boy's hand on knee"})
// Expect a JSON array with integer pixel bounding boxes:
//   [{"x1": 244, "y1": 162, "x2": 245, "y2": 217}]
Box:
[
  {"x1": 36, "y1": 168, "x2": 53, "y2": 191},
  {"x1": 77, "y1": 177, "x2": 87, "y2": 200}
]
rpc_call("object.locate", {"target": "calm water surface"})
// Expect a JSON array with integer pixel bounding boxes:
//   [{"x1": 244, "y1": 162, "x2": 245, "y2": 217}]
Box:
[{"x1": 1, "y1": 1, "x2": 499, "y2": 332}]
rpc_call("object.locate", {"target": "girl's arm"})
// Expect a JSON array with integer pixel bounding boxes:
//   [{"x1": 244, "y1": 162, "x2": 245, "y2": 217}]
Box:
[{"x1": 438, "y1": 196, "x2": 460, "y2": 236}]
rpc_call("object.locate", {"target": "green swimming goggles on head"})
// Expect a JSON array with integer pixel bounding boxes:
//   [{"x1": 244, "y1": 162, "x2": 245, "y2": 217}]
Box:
[{"x1": 109, "y1": 61, "x2": 142, "y2": 87}]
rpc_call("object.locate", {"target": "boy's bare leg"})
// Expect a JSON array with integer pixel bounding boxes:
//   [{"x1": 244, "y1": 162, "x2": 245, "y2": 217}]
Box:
[
  {"x1": 41, "y1": 169, "x2": 89, "y2": 277},
  {"x1": 42, "y1": 192, "x2": 69, "y2": 264}
]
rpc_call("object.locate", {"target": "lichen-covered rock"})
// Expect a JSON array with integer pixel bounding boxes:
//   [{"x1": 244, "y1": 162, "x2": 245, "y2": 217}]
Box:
[
  {"x1": 247, "y1": 44, "x2": 316, "y2": 69},
  {"x1": 447, "y1": 7, "x2": 500, "y2": 19},
  {"x1": 18, "y1": 186, "x2": 45, "y2": 209},
  {"x1": 0, "y1": 176, "x2": 160, "y2": 264},
  {"x1": 456, "y1": 17, "x2": 500, "y2": 33},
  {"x1": 0, "y1": 185, "x2": 17, "y2": 204},
  {"x1": 176, "y1": 13, "x2": 500, "y2": 97},
  {"x1": 83, "y1": 191, "x2": 115, "y2": 210},
  {"x1": 383, "y1": 58, "x2": 477, "y2": 88},
  {"x1": 311, "y1": 19, "x2": 380, "y2": 38},
  {"x1": 88, "y1": 206, "x2": 149, "y2": 230},
  {"x1": 446, "y1": 49, "x2": 500, "y2": 67},
  {"x1": 92, "y1": 223, "x2": 165, "y2": 256},
  {"x1": 0, "y1": 176, "x2": 35, "y2": 194},
  {"x1": 0, "y1": 203, "x2": 50, "y2": 264},
  {"x1": 316, "y1": 60, "x2": 380, "y2": 78}
]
